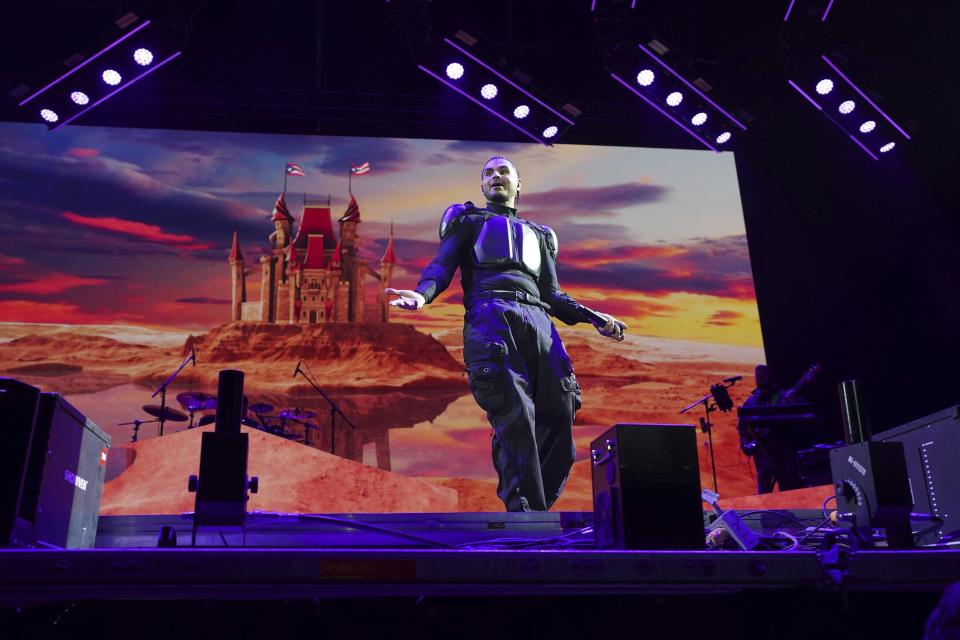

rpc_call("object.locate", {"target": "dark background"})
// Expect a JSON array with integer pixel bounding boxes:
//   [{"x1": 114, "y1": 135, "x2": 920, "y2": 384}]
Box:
[{"x1": 1, "y1": 0, "x2": 956, "y2": 438}]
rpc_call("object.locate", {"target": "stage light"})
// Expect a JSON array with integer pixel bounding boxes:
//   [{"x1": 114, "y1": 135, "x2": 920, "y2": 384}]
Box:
[
  {"x1": 40, "y1": 109, "x2": 58, "y2": 123},
  {"x1": 838, "y1": 100, "x2": 855, "y2": 114},
  {"x1": 636, "y1": 69, "x2": 654, "y2": 86},
  {"x1": 70, "y1": 91, "x2": 89, "y2": 105},
  {"x1": 691, "y1": 112, "x2": 707, "y2": 126},
  {"x1": 666, "y1": 91, "x2": 683, "y2": 107},
  {"x1": 445, "y1": 62, "x2": 464, "y2": 80},
  {"x1": 859, "y1": 120, "x2": 876, "y2": 133},
  {"x1": 133, "y1": 48, "x2": 154, "y2": 66},
  {"x1": 716, "y1": 132, "x2": 731, "y2": 144},
  {"x1": 816, "y1": 79, "x2": 834, "y2": 95},
  {"x1": 543, "y1": 125, "x2": 558, "y2": 138},
  {"x1": 480, "y1": 83, "x2": 498, "y2": 99},
  {"x1": 102, "y1": 69, "x2": 122, "y2": 86},
  {"x1": 513, "y1": 105, "x2": 529, "y2": 119},
  {"x1": 880, "y1": 142, "x2": 895, "y2": 153}
]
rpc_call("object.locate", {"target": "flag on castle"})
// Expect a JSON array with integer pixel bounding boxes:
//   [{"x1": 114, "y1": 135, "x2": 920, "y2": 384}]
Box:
[
  {"x1": 286, "y1": 163, "x2": 305, "y2": 177},
  {"x1": 350, "y1": 162, "x2": 370, "y2": 175}
]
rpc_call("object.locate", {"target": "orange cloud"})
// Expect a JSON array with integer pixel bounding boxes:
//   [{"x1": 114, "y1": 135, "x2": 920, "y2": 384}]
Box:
[
  {"x1": 67, "y1": 147, "x2": 100, "y2": 158},
  {"x1": 61, "y1": 211, "x2": 212, "y2": 249},
  {"x1": 563, "y1": 244, "x2": 687, "y2": 268},
  {"x1": 0, "y1": 254, "x2": 26, "y2": 267},
  {"x1": 0, "y1": 299, "x2": 110, "y2": 323},
  {"x1": 0, "y1": 273, "x2": 108, "y2": 295}
]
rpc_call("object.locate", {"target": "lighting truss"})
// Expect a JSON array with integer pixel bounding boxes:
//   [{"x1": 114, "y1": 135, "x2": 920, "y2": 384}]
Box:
[
  {"x1": 788, "y1": 54, "x2": 909, "y2": 160},
  {"x1": 607, "y1": 41, "x2": 747, "y2": 152},
  {"x1": 784, "y1": 0, "x2": 837, "y2": 22},
  {"x1": 18, "y1": 18, "x2": 181, "y2": 131},
  {"x1": 416, "y1": 33, "x2": 577, "y2": 146}
]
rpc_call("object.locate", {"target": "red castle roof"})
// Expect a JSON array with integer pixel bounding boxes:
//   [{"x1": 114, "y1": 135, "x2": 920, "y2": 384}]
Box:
[
  {"x1": 229, "y1": 230, "x2": 243, "y2": 261},
  {"x1": 302, "y1": 235, "x2": 327, "y2": 270},
  {"x1": 288, "y1": 242, "x2": 300, "y2": 270},
  {"x1": 293, "y1": 204, "x2": 337, "y2": 252},
  {"x1": 381, "y1": 230, "x2": 396, "y2": 265},
  {"x1": 271, "y1": 192, "x2": 294, "y2": 222},
  {"x1": 329, "y1": 237, "x2": 342, "y2": 269},
  {"x1": 339, "y1": 193, "x2": 361, "y2": 223}
]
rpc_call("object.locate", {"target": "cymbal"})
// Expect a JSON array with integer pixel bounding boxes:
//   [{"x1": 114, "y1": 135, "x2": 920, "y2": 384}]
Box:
[
  {"x1": 248, "y1": 402, "x2": 274, "y2": 415},
  {"x1": 142, "y1": 404, "x2": 188, "y2": 422},
  {"x1": 197, "y1": 414, "x2": 216, "y2": 427},
  {"x1": 278, "y1": 408, "x2": 318, "y2": 422},
  {"x1": 176, "y1": 391, "x2": 216, "y2": 412}
]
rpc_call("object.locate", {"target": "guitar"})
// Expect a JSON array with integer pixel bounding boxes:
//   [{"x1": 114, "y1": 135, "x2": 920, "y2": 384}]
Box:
[{"x1": 738, "y1": 363, "x2": 821, "y2": 456}]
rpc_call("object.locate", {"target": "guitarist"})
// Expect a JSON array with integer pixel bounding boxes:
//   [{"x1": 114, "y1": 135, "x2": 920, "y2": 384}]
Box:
[{"x1": 739, "y1": 364, "x2": 818, "y2": 494}]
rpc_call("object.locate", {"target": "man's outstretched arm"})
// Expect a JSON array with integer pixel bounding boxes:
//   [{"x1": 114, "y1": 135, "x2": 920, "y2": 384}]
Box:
[{"x1": 388, "y1": 203, "x2": 473, "y2": 311}]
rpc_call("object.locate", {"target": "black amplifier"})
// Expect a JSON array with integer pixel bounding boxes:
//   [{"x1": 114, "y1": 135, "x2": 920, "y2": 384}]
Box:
[
  {"x1": 590, "y1": 423, "x2": 704, "y2": 550},
  {"x1": 15, "y1": 393, "x2": 111, "y2": 548}
]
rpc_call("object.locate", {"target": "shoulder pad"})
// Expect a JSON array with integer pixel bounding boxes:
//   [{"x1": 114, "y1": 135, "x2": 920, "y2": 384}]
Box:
[
  {"x1": 540, "y1": 224, "x2": 558, "y2": 254},
  {"x1": 439, "y1": 201, "x2": 474, "y2": 239}
]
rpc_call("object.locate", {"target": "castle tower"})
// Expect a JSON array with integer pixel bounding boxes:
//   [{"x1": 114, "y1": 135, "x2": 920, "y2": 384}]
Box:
[
  {"x1": 338, "y1": 194, "x2": 364, "y2": 322},
  {"x1": 269, "y1": 192, "x2": 294, "y2": 251},
  {"x1": 271, "y1": 193, "x2": 295, "y2": 323},
  {"x1": 300, "y1": 234, "x2": 331, "y2": 324},
  {"x1": 329, "y1": 237, "x2": 347, "y2": 322},
  {"x1": 229, "y1": 230, "x2": 246, "y2": 322},
  {"x1": 378, "y1": 223, "x2": 397, "y2": 322},
  {"x1": 287, "y1": 242, "x2": 301, "y2": 324}
]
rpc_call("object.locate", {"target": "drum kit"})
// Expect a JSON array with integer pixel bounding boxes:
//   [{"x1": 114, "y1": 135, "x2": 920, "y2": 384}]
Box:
[{"x1": 119, "y1": 391, "x2": 322, "y2": 443}]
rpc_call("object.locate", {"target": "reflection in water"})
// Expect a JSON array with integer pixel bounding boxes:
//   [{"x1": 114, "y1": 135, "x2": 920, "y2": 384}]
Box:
[{"x1": 67, "y1": 383, "x2": 464, "y2": 472}]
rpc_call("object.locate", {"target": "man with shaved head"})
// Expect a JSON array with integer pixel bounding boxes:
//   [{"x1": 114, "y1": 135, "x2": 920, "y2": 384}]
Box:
[{"x1": 388, "y1": 156, "x2": 627, "y2": 512}]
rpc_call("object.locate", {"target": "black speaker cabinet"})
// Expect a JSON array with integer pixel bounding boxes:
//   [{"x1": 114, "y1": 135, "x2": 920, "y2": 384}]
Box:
[
  {"x1": 591, "y1": 423, "x2": 704, "y2": 549},
  {"x1": 0, "y1": 378, "x2": 41, "y2": 545},
  {"x1": 15, "y1": 393, "x2": 111, "y2": 548}
]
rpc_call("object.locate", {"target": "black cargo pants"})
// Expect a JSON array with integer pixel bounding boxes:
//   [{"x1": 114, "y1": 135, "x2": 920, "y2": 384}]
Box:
[{"x1": 463, "y1": 297, "x2": 581, "y2": 511}]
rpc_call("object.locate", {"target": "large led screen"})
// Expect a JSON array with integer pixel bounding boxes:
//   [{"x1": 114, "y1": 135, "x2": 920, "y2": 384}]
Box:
[{"x1": 0, "y1": 122, "x2": 764, "y2": 513}]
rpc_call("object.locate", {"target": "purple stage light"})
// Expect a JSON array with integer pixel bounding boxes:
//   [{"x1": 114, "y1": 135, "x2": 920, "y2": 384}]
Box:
[
  {"x1": 40, "y1": 109, "x2": 58, "y2": 123},
  {"x1": 816, "y1": 79, "x2": 834, "y2": 95},
  {"x1": 480, "y1": 84, "x2": 498, "y2": 100},
  {"x1": 53, "y1": 51, "x2": 181, "y2": 131},
  {"x1": 788, "y1": 79, "x2": 824, "y2": 111},
  {"x1": 445, "y1": 63, "x2": 464, "y2": 80},
  {"x1": 821, "y1": 55, "x2": 911, "y2": 139},
  {"x1": 102, "y1": 69, "x2": 122, "y2": 86},
  {"x1": 636, "y1": 69, "x2": 654, "y2": 86},
  {"x1": 860, "y1": 120, "x2": 876, "y2": 133},
  {"x1": 542, "y1": 126, "x2": 558, "y2": 139},
  {"x1": 444, "y1": 38, "x2": 575, "y2": 125},
  {"x1": 70, "y1": 91, "x2": 89, "y2": 105},
  {"x1": 691, "y1": 112, "x2": 707, "y2": 126},
  {"x1": 838, "y1": 100, "x2": 855, "y2": 114},
  {"x1": 513, "y1": 105, "x2": 530, "y2": 119},
  {"x1": 610, "y1": 73, "x2": 718, "y2": 152},
  {"x1": 18, "y1": 20, "x2": 151, "y2": 106},
  {"x1": 880, "y1": 142, "x2": 896, "y2": 153},
  {"x1": 716, "y1": 132, "x2": 731, "y2": 144},
  {"x1": 637, "y1": 42, "x2": 747, "y2": 131},
  {"x1": 133, "y1": 48, "x2": 154, "y2": 66},
  {"x1": 418, "y1": 65, "x2": 547, "y2": 145},
  {"x1": 783, "y1": 0, "x2": 797, "y2": 21},
  {"x1": 666, "y1": 91, "x2": 683, "y2": 107},
  {"x1": 822, "y1": 0, "x2": 836, "y2": 21}
]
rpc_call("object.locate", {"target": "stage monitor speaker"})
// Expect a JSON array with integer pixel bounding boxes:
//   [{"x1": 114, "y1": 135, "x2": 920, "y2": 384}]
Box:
[
  {"x1": 591, "y1": 423, "x2": 704, "y2": 550},
  {"x1": 0, "y1": 378, "x2": 41, "y2": 546},
  {"x1": 829, "y1": 440, "x2": 913, "y2": 548},
  {"x1": 15, "y1": 393, "x2": 111, "y2": 548},
  {"x1": 874, "y1": 405, "x2": 960, "y2": 545}
]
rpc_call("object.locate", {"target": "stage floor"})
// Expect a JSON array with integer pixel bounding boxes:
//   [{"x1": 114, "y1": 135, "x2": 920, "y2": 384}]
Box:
[{"x1": 2, "y1": 511, "x2": 959, "y2": 604}]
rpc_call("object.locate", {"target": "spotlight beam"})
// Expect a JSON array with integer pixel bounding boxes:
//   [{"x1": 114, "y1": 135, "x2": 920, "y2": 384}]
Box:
[
  {"x1": 821, "y1": 0, "x2": 836, "y2": 21},
  {"x1": 443, "y1": 38, "x2": 575, "y2": 125},
  {"x1": 789, "y1": 80, "x2": 878, "y2": 160},
  {"x1": 783, "y1": 0, "x2": 797, "y2": 21},
  {"x1": 418, "y1": 65, "x2": 548, "y2": 146},
  {"x1": 637, "y1": 43, "x2": 747, "y2": 131},
  {"x1": 18, "y1": 20, "x2": 152, "y2": 106},
  {"x1": 51, "y1": 51, "x2": 181, "y2": 131},
  {"x1": 821, "y1": 55, "x2": 911, "y2": 139},
  {"x1": 611, "y1": 72, "x2": 718, "y2": 152}
]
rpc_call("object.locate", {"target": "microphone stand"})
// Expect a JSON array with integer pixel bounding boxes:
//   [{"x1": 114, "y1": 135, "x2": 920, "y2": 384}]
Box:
[
  {"x1": 118, "y1": 418, "x2": 159, "y2": 443},
  {"x1": 151, "y1": 349, "x2": 195, "y2": 437},
  {"x1": 679, "y1": 378, "x2": 739, "y2": 494},
  {"x1": 293, "y1": 361, "x2": 356, "y2": 454}
]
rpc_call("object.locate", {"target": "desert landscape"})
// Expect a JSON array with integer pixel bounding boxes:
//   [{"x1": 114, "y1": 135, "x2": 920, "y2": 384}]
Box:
[{"x1": 1, "y1": 319, "x2": 768, "y2": 513}]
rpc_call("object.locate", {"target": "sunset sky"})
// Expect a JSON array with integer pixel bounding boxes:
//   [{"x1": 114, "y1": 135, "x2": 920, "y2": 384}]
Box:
[{"x1": 0, "y1": 122, "x2": 760, "y2": 346}]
